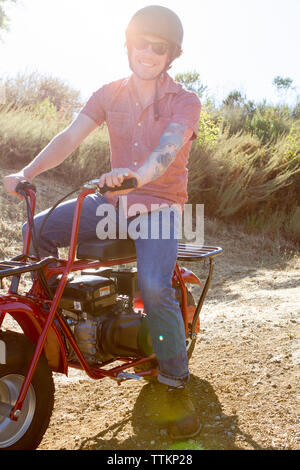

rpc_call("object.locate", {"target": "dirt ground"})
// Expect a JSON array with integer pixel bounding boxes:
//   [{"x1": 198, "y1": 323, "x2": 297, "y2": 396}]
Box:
[{"x1": 2, "y1": 217, "x2": 299, "y2": 451}]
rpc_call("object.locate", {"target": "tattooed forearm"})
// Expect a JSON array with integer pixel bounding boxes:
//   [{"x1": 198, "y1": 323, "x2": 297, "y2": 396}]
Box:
[
  {"x1": 157, "y1": 145, "x2": 179, "y2": 166},
  {"x1": 137, "y1": 123, "x2": 190, "y2": 185}
]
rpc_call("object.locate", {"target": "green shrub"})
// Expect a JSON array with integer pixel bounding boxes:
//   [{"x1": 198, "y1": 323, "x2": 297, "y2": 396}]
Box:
[
  {"x1": 245, "y1": 107, "x2": 291, "y2": 144},
  {"x1": 196, "y1": 108, "x2": 220, "y2": 147}
]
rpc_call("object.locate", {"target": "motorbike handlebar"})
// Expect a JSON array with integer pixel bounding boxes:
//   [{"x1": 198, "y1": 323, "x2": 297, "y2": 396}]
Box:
[
  {"x1": 84, "y1": 177, "x2": 138, "y2": 193},
  {"x1": 15, "y1": 180, "x2": 37, "y2": 195},
  {"x1": 14, "y1": 176, "x2": 138, "y2": 199}
]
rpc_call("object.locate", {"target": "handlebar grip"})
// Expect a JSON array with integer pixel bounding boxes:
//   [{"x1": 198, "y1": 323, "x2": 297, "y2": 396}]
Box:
[
  {"x1": 15, "y1": 180, "x2": 37, "y2": 194},
  {"x1": 100, "y1": 177, "x2": 138, "y2": 193}
]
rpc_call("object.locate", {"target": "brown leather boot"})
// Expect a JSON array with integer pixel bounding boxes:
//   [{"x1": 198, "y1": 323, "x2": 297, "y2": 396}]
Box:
[{"x1": 163, "y1": 384, "x2": 202, "y2": 439}]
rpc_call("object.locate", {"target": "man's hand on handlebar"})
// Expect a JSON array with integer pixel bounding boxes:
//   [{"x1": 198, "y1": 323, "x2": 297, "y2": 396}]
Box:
[
  {"x1": 96, "y1": 168, "x2": 141, "y2": 195},
  {"x1": 2, "y1": 168, "x2": 140, "y2": 201},
  {"x1": 2, "y1": 173, "x2": 32, "y2": 201}
]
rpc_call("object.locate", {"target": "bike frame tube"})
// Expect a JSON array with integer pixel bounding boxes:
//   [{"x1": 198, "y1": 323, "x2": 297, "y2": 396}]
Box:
[
  {"x1": 174, "y1": 264, "x2": 188, "y2": 336},
  {"x1": 0, "y1": 311, "x2": 5, "y2": 329},
  {"x1": 0, "y1": 190, "x2": 36, "y2": 328},
  {"x1": 191, "y1": 258, "x2": 214, "y2": 335},
  {"x1": 10, "y1": 189, "x2": 94, "y2": 418},
  {"x1": 7, "y1": 187, "x2": 203, "y2": 419},
  {"x1": 22, "y1": 189, "x2": 36, "y2": 258}
]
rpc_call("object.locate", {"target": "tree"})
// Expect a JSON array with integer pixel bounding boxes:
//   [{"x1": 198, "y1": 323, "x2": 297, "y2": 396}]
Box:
[
  {"x1": 4, "y1": 71, "x2": 83, "y2": 118},
  {"x1": 0, "y1": 0, "x2": 17, "y2": 39},
  {"x1": 272, "y1": 76, "x2": 296, "y2": 104},
  {"x1": 175, "y1": 71, "x2": 207, "y2": 98},
  {"x1": 272, "y1": 76, "x2": 294, "y2": 92},
  {"x1": 223, "y1": 90, "x2": 245, "y2": 108}
]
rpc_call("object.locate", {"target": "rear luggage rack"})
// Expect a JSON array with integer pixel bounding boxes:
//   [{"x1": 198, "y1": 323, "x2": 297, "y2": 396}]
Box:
[
  {"x1": 0, "y1": 256, "x2": 58, "y2": 279},
  {"x1": 177, "y1": 244, "x2": 223, "y2": 261}
]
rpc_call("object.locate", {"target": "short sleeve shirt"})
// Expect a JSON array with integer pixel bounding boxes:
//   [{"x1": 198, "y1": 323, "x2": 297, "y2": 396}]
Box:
[{"x1": 80, "y1": 73, "x2": 201, "y2": 214}]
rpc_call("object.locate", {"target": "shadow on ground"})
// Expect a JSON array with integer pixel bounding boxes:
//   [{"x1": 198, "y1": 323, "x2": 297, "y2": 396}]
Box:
[{"x1": 79, "y1": 374, "x2": 270, "y2": 451}]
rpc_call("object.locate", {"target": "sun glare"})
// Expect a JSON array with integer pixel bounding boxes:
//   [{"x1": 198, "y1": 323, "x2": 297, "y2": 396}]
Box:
[{"x1": 0, "y1": 0, "x2": 299, "y2": 104}]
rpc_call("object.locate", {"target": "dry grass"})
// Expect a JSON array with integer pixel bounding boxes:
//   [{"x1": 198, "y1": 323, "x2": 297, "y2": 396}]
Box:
[
  {"x1": 188, "y1": 131, "x2": 300, "y2": 243},
  {"x1": 0, "y1": 106, "x2": 111, "y2": 185}
]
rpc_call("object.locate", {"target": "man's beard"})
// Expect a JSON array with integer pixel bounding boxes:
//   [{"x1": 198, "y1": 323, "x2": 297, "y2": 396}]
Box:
[
  {"x1": 127, "y1": 49, "x2": 169, "y2": 81},
  {"x1": 129, "y1": 60, "x2": 163, "y2": 81}
]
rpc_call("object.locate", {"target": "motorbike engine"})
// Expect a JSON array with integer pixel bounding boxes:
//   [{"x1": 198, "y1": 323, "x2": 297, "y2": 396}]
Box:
[{"x1": 49, "y1": 267, "x2": 153, "y2": 364}]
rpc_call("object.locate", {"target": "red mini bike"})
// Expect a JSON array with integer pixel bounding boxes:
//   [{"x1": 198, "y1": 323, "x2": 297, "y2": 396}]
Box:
[{"x1": 0, "y1": 179, "x2": 222, "y2": 450}]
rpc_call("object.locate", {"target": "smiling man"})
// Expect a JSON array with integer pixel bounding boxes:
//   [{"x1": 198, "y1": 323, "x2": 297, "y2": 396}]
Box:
[{"x1": 3, "y1": 5, "x2": 201, "y2": 439}]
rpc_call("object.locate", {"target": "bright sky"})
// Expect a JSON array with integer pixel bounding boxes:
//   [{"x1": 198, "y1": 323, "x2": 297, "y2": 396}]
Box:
[{"x1": 1, "y1": 0, "x2": 300, "y2": 106}]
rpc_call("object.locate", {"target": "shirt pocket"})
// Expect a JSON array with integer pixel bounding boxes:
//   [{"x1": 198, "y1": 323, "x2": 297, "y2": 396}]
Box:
[
  {"x1": 106, "y1": 111, "x2": 132, "y2": 143},
  {"x1": 146, "y1": 116, "x2": 172, "y2": 151}
]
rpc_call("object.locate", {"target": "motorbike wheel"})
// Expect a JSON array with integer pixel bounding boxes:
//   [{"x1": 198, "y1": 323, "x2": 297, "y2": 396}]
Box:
[
  {"x1": 0, "y1": 330, "x2": 55, "y2": 450},
  {"x1": 134, "y1": 287, "x2": 197, "y2": 380}
]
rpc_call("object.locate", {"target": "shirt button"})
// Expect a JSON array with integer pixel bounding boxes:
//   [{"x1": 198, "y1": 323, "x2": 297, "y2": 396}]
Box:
[
  {"x1": 134, "y1": 142, "x2": 139, "y2": 147},
  {"x1": 133, "y1": 161, "x2": 138, "y2": 166},
  {"x1": 136, "y1": 102, "x2": 139, "y2": 107},
  {"x1": 137, "y1": 122, "x2": 142, "y2": 127}
]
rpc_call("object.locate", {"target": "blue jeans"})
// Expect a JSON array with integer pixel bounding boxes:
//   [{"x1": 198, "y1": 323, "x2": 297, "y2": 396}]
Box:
[{"x1": 22, "y1": 193, "x2": 189, "y2": 387}]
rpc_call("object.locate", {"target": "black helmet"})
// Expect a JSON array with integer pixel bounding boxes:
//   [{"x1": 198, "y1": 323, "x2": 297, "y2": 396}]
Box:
[{"x1": 126, "y1": 5, "x2": 183, "y2": 60}]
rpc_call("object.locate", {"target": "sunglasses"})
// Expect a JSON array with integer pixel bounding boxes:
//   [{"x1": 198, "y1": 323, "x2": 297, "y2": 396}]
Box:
[{"x1": 131, "y1": 36, "x2": 169, "y2": 56}]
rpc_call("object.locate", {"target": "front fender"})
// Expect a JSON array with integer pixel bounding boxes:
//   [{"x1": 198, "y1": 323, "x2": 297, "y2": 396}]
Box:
[{"x1": 0, "y1": 294, "x2": 68, "y2": 373}]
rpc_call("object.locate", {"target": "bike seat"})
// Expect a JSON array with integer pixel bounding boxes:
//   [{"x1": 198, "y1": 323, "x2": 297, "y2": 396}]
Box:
[{"x1": 77, "y1": 239, "x2": 136, "y2": 261}]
